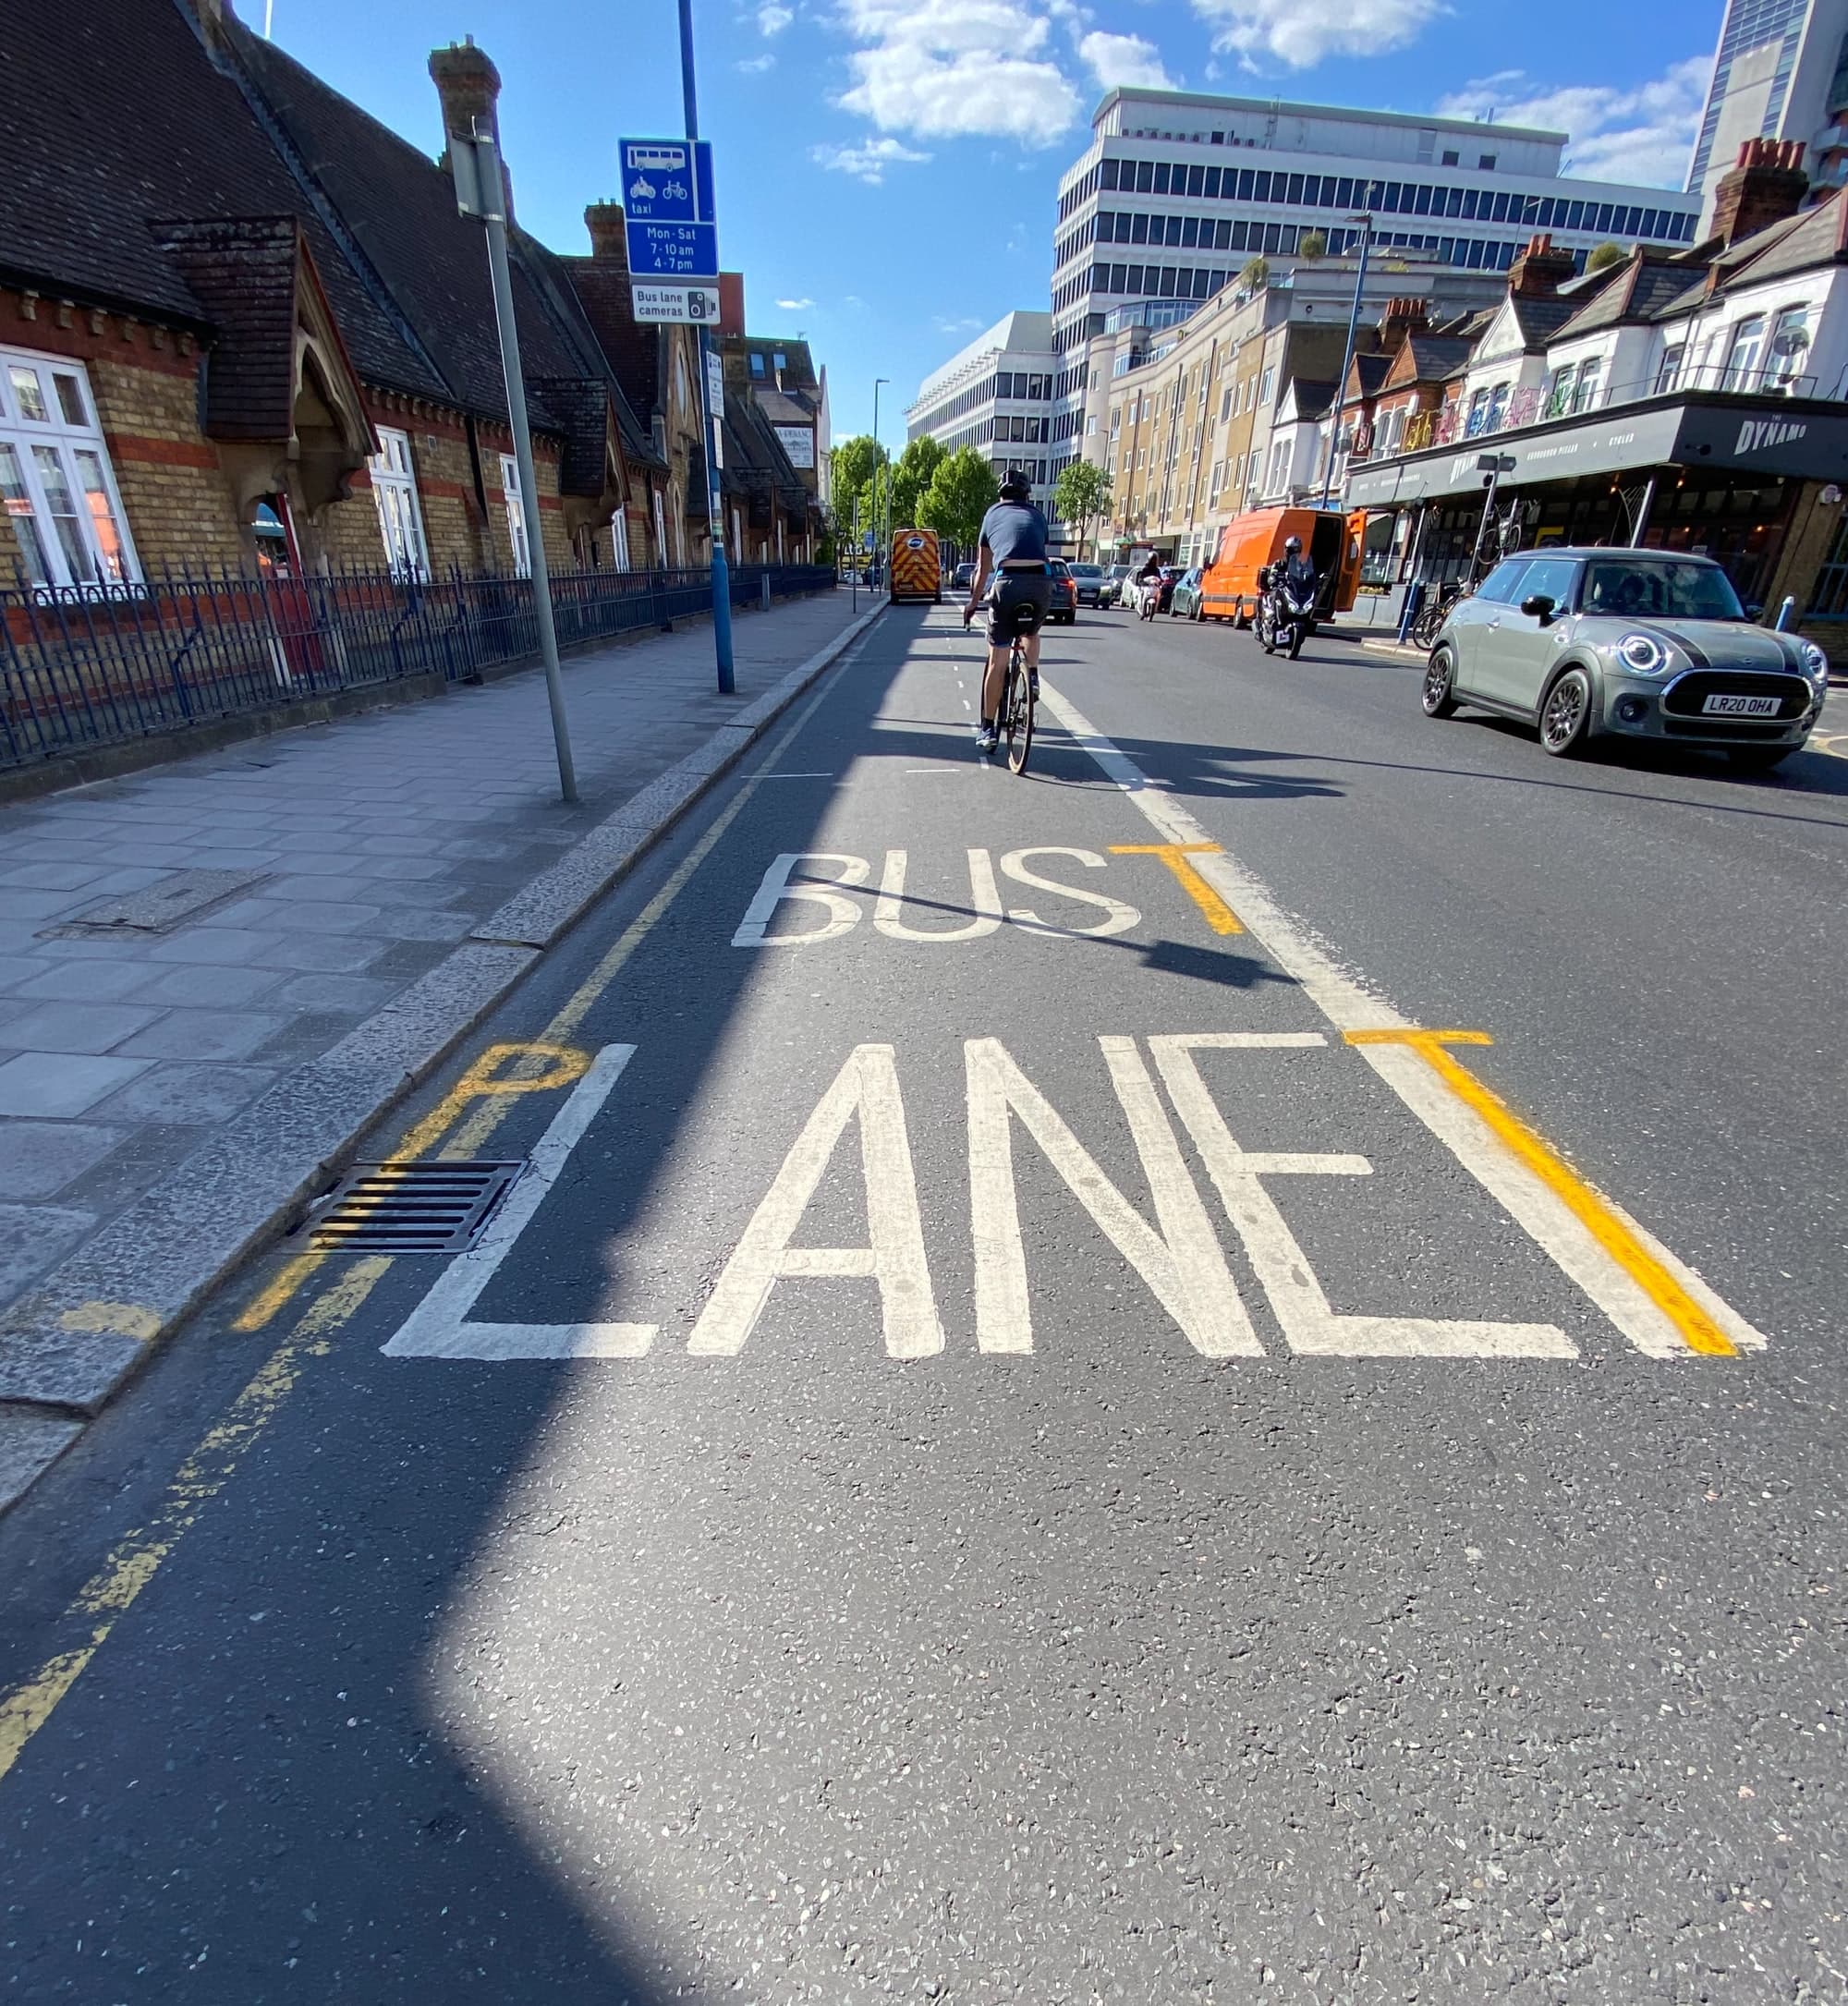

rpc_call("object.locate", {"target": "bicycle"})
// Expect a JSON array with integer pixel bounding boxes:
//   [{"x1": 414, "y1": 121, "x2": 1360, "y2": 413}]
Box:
[
  {"x1": 963, "y1": 600, "x2": 1036, "y2": 775},
  {"x1": 1408, "y1": 581, "x2": 1463, "y2": 651}
]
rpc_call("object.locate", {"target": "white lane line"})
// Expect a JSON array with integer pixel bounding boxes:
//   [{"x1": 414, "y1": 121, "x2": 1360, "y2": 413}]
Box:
[
  {"x1": 966, "y1": 1035, "x2": 1260, "y2": 1357},
  {"x1": 383, "y1": 1045, "x2": 656, "y2": 1359},
  {"x1": 1036, "y1": 679, "x2": 1769, "y2": 1359},
  {"x1": 688, "y1": 1044, "x2": 943, "y2": 1359}
]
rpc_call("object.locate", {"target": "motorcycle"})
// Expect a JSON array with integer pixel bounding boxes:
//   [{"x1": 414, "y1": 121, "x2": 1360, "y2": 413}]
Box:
[
  {"x1": 1136, "y1": 573, "x2": 1162, "y2": 621},
  {"x1": 1256, "y1": 564, "x2": 1317, "y2": 660}
]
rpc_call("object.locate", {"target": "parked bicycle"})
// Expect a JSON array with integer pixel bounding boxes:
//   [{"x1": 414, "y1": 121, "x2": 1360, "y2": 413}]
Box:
[{"x1": 1409, "y1": 582, "x2": 1464, "y2": 650}]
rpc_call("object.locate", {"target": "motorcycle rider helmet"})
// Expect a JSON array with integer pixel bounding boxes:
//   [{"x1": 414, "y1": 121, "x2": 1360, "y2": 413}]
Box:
[{"x1": 1283, "y1": 535, "x2": 1302, "y2": 553}]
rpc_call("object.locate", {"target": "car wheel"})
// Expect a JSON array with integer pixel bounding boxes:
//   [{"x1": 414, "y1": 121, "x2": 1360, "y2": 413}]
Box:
[
  {"x1": 1538, "y1": 666, "x2": 1595, "y2": 757},
  {"x1": 1421, "y1": 645, "x2": 1460, "y2": 719},
  {"x1": 1726, "y1": 744, "x2": 1794, "y2": 773},
  {"x1": 1188, "y1": 599, "x2": 1202, "y2": 622}
]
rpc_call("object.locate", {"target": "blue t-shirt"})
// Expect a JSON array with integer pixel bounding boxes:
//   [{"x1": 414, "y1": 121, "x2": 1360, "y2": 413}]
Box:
[{"x1": 980, "y1": 501, "x2": 1049, "y2": 565}]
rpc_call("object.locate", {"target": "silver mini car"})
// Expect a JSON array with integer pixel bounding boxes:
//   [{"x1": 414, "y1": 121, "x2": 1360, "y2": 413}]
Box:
[{"x1": 1422, "y1": 549, "x2": 1830, "y2": 771}]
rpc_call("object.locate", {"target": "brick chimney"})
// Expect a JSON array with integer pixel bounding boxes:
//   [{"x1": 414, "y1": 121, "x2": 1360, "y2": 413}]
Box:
[
  {"x1": 718, "y1": 273, "x2": 745, "y2": 340},
  {"x1": 429, "y1": 40, "x2": 511, "y2": 212},
  {"x1": 1379, "y1": 295, "x2": 1429, "y2": 352},
  {"x1": 1710, "y1": 137, "x2": 1809, "y2": 248},
  {"x1": 584, "y1": 201, "x2": 629, "y2": 267},
  {"x1": 1507, "y1": 233, "x2": 1577, "y2": 299}
]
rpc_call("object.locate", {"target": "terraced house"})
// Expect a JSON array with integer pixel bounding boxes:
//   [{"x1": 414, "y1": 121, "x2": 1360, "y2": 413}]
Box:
[
  {"x1": 1, "y1": 0, "x2": 821, "y2": 596},
  {"x1": 1344, "y1": 140, "x2": 1848, "y2": 658}
]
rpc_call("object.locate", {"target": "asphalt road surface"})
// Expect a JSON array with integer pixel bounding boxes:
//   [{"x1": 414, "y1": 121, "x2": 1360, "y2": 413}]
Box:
[{"x1": 4, "y1": 603, "x2": 1846, "y2": 2003}]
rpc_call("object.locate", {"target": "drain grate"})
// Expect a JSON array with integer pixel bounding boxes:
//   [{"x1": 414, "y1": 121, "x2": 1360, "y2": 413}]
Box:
[{"x1": 309, "y1": 1160, "x2": 525, "y2": 1254}]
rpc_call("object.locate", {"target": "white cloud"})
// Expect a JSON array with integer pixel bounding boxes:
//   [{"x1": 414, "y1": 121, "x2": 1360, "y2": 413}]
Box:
[
  {"x1": 1077, "y1": 30, "x2": 1171, "y2": 90},
  {"x1": 1436, "y1": 55, "x2": 1712, "y2": 189},
  {"x1": 810, "y1": 136, "x2": 932, "y2": 182},
  {"x1": 736, "y1": 51, "x2": 776, "y2": 70},
  {"x1": 758, "y1": 2, "x2": 794, "y2": 31},
  {"x1": 776, "y1": 296, "x2": 816, "y2": 309},
  {"x1": 934, "y1": 314, "x2": 984, "y2": 333},
  {"x1": 1188, "y1": 0, "x2": 1439, "y2": 69},
  {"x1": 833, "y1": 0, "x2": 1081, "y2": 145}
]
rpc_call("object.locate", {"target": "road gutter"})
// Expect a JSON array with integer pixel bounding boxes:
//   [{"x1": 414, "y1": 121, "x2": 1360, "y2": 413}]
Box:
[{"x1": 0, "y1": 601, "x2": 887, "y2": 1508}]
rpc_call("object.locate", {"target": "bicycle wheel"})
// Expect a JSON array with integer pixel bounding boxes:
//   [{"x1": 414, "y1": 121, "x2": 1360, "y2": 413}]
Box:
[{"x1": 1001, "y1": 648, "x2": 1033, "y2": 774}]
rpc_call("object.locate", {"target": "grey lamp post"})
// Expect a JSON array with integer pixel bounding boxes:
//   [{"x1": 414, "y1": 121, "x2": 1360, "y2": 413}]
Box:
[
  {"x1": 1319, "y1": 212, "x2": 1374, "y2": 514},
  {"x1": 872, "y1": 377, "x2": 889, "y2": 592},
  {"x1": 446, "y1": 120, "x2": 578, "y2": 804}
]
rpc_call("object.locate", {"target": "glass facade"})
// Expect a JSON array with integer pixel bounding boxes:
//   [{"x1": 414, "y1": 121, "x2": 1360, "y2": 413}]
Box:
[{"x1": 1689, "y1": 0, "x2": 1812, "y2": 192}]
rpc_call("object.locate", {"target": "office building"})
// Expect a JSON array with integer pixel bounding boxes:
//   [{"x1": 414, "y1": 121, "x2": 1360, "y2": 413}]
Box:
[
  {"x1": 905, "y1": 310, "x2": 1059, "y2": 507},
  {"x1": 1047, "y1": 87, "x2": 1704, "y2": 481},
  {"x1": 1690, "y1": 0, "x2": 1848, "y2": 224}
]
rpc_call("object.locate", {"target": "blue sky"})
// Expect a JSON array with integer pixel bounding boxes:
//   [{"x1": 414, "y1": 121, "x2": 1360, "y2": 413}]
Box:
[{"x1": 262, "y1": 0, "x2": 1725, "y2": 450}]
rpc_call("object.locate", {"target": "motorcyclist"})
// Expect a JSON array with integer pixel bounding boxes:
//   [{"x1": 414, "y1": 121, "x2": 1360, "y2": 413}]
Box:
[{"x1": 1134, "y1": 550, "x2": 1163, "y2": 618}]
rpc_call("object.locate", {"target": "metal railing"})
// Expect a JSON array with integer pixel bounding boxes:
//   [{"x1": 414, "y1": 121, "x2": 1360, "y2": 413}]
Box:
[
  {"x1": 0, "y1": 560, "x2": 835, "y2": 772},
  {"x1": 1385, "y1": 360, "x2": 1829, "y2": 459}
]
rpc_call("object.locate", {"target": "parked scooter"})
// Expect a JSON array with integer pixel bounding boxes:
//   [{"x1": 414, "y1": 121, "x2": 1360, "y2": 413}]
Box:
[{"x1": 1255, "y1": 562, "x2": 1317, "y2": 659}]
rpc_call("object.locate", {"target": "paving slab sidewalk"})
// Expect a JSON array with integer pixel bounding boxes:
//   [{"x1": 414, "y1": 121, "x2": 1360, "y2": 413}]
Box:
[{"x1": 0, "y1": 588, "x2": 881, "y2": 1501}]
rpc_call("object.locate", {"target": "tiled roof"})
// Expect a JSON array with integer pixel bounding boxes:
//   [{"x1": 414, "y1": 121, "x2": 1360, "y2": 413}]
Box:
[
  {"x1": 0, "y1": 0, "x2": 440, "y2": 401},
  {"x1": 224, "y1": 20, "x2": 591, "y2": 422},
  {"x1": 1394, "y1": 334, "x2": 1477, "y2": 384},
  {"x1": 1551, "y1": 256, "x2": 1706, "y2": 340},
  {"x1": 1717, "y1": 187, "x2": 1848, "y2": 292},
  {"x1": 1506, "y1": 296, "x2": 1580, "y2": 347},
  {"x1": 149, "y1": 218, "x2": 302, "y2": 438}
]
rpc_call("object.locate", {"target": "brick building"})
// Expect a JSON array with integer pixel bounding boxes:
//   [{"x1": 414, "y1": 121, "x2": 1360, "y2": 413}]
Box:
[{"x1": 0, "y1": 0, "x2": 820, "y2": 592}]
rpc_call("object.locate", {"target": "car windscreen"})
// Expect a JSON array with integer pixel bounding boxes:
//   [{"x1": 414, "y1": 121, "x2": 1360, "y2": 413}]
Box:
[
  {"x1": 1072, "y1": 565, "x2": 1102, "y2": 577},
  {"x1": 1582, "y1": 561, "x2": 1745, "y2": 622}
]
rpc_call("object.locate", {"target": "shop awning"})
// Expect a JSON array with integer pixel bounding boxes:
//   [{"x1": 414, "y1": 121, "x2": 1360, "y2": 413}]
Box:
[{"x1": 1347, "y1": 393, "x2": 1848, "y2": 509}]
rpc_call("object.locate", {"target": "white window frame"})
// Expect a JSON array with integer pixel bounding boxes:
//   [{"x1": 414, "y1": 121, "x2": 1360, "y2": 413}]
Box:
[
  {"x1": 610, "y1": 507, "x2": 631, "y2": 570},
  {"x1": 368, "y1": 426, "x2": 430, "y2": 579},
  {"x1": 500, "y1": 452, "x2": 531, "y2": 577},
  {"x1": 0, "y1": 346, "x2": 140, "y2": 591}
]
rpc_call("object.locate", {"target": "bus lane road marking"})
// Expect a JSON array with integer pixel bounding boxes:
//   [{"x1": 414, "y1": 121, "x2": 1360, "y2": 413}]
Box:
[
  {"x1": 1038, "y1": 677, "x2": 1766, "y2": 1362},
  {"x1": 375, "y1": 1029, "x2": 1571, "y2": 1364}
]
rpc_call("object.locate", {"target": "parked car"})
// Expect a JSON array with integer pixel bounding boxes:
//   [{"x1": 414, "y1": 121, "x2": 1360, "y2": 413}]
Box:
[
  {"x1": 1046, "y1": 558, "x2": 1078, "y2": 625},
  {"x1": 1168, "y1": 566, "x2": 1206, "y2": 620},
  {"x1": 1198, "y1": 505, "x2": 1367, "y2": 626},
  {"x1": 1100, "y1": 564, "x2": 1136, "y2": 608},
  {"x1": 1153, "y1": 565, "x2": 1184, "y2": 614},
  {"x1": 1421, "y1": 549, "x2": 1829, "y2": 769},
  {"x1": 1068, "y1": 562, "x2": 1106, "y2": 607}
]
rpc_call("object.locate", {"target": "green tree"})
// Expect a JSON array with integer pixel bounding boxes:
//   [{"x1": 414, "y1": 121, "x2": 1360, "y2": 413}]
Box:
[
  {"x1": 1052, "y1": 458, "x2": 1113, "y2": 562},
  {"x1": 1586, "y1": 240, "x2": 1626, "y2": 274},
  {"x1": 890, "y1": 436, "x2": 947, "y2": 528},
  {"x1": 1238, "y1": 255, "x2": 1270, "y2": 293},
  {"x1": 918, "y1": 446, "x2": 995, "y2": 548},
  {"x1": 1298, "y1": 230, "x2": 1328, "y2": 261},
  {"x1": 832, "y1": 434, "x2": 882, "y2": 503}
]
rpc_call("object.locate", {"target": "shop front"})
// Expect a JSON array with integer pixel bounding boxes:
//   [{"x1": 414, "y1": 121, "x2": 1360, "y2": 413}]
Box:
[{"x1": 1348, "y1": 390, "x2": 1848, "y2": 618}]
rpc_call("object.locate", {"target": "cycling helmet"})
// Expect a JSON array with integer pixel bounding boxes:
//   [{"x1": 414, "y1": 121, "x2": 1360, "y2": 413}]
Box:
[{"x1": 998, "y1": 469, "x2": 1032, "y2": 502}]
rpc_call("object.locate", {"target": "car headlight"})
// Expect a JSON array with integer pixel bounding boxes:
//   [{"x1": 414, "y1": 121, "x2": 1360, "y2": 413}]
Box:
[
  {"x1": 1616, "y1": 632, "x2": 1670, "y2": 675},
  {"x1": 1801, "y1": 640, "x2": 1831, "y2": 687}
]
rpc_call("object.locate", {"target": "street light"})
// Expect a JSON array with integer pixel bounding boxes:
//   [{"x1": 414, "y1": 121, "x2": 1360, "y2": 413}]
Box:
[
  {"x1": 1319, "y1": 212, "x2": 1374, "y2": 514},
  {"x1": 871, "y1": 377, "x2": 890, "y2": 592},
  {"x1": 447, "y1": 120, "x2": 578, "y2": 803}
]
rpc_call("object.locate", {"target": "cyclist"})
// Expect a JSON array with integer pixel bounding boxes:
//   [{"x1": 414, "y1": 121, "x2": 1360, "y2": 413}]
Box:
[{"x1": 963, "y1": 469, "x2": 1052, "y2": 754}]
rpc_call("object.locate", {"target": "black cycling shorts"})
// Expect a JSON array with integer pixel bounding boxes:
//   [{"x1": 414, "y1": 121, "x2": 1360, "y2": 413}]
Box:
[{"x1": 987, "y1": 569, "x2": 1052, "y2": 647}]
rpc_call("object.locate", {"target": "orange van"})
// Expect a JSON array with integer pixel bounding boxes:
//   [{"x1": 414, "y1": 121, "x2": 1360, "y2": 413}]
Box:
[
  {"x1": 1198, "y1": 506, "x2": 1368, "y2": 626},
  {"x1": 889, "y1": 529, "x2": 942, "y2": 603}
]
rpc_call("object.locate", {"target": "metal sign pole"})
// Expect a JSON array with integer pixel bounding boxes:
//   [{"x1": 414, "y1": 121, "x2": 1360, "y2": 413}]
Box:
[
  {"x1": 677, "y1": 0, "x2": 736, "y2": 694},
  {"x1": 451, "y1": 126, "x2": 577, "y2": 804}
]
